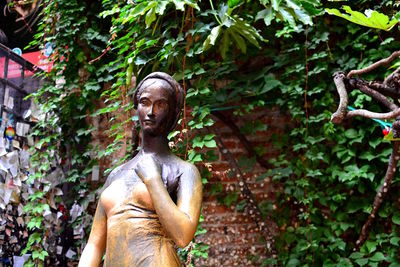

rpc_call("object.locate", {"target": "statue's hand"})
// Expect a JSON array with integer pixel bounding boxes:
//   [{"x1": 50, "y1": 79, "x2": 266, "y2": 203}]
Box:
[{"x1": 134, "y1": 154, "x2": 162, "y2": 184}]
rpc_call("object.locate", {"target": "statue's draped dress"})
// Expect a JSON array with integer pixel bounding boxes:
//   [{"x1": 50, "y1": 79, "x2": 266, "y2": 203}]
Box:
[{"x1": 103, "y1": 163, "x2": 181, "y2": 267}]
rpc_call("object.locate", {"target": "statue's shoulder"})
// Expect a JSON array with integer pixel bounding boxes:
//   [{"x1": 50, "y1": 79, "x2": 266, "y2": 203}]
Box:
[
  {"x1": 102, "y1": 161, "x2": 129, "y2": 189},
  {"x1": 172, "y1": 156, "x2": 200, "y2": 182}
]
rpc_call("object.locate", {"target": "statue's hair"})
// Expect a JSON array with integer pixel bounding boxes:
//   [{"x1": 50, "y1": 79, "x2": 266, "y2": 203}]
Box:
[{"x1": 133, "y1": 72, "x2": 184, "y2": 131}]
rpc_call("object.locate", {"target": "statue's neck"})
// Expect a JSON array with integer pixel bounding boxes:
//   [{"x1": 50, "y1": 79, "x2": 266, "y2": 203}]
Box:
[{"x1": 141, "y1": 134, "x2": 170, "y2": 156}]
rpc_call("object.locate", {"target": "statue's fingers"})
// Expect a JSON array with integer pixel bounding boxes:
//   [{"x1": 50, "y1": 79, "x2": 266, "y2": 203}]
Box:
[{"x1": 133, "y1": 165, "x2": 144, "y2": 180}]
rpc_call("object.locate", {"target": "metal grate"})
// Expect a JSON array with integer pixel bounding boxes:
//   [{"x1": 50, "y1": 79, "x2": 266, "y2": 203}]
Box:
[{"x1": 0, "y1": 43, "x2": 44, "y2": 150}]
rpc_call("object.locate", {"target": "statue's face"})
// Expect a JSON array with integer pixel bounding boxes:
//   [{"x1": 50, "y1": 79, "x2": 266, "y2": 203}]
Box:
[{"x1": 137, "y1": 79, "x2": 172, "y2": 136}]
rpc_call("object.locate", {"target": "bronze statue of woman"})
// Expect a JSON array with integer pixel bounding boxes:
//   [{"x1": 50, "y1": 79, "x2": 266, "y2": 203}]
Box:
[{"x1": 78, "y1": 72, "x2": 203, "y2": 266}]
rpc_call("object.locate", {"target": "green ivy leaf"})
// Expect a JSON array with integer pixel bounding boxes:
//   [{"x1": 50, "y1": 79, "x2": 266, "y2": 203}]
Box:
[
  {"x1": 223, "y1": 192, "x2": 238, "y2": 206},
  {"x1": 369, "y1": 252, "x2": 386, "y2": 262},
  {"x1": 344, "y1": 129, "x2": 358, "y2": 139},
  {"x1": 349, "y1": 252, "x2": 364, "y2": 259},
  {"x1": 365, "y1": 240, "x2": 377, "y2": 254},
  {"x1": 287, "y1": 258, "x2": 300, "y2": 266},
  {"x1": 188, "y1": 150, "x2": 202, "y2": 163},
  {"x1": 123, "y1": 2, "x2": 157, "y2": 24},
  {"x1": 39, "y1": 250, "x2": 49, "y2": 261},
  {"x1": 204, "y1": 140, "x2": 217, "y2": 148},
  {"x1": 390, "y1": 237, "x2": 400, "y2": 246},
  {"x1": 32, "y1": 250, "x2": 40, "y2": 260},
  {"x1": 355, "y1": 258, "x2": 369, "y2": 266},
  {"x1": 167, "y1": 130, "x2": 180, "y2": 140},
  {"x1": 392, "y1": 212, "x2": 400, "y2": 225}
]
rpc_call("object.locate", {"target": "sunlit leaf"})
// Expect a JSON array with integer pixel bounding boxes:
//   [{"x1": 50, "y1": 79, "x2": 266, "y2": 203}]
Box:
[
  {"x1": 155, "y1": 1, "x2": 169, "y2": 14},
  {"x1": 286, "y1": 0, "x2": 301, "y2": 10},
  {"x1": 145, "y1": 7, "x2": 156, "y2": 28},
  {"x1": 278, "y1": 7, "x2": 296, "y2": 25},
  {"x1": 325, "y1": 6, "x2": 398, "y2": 31},
  {"x1": 271, "y1": 0, "x2": 280, "y2": 11},
  {"x1": 220, "y1": 30, "x2": 230, "y2": 59},
  {"x1": 294, "y1": 8, "x2": 313, "y2": 25},
  {"x1": 233, "y1": 17, "x2": 263, "y2": 48},
  {"x1": 171, "y1": 0, "x2": 185, "y2": 11},
  {"x1": 203, "y1": 26, "x2": 222, "y2": 51},
  {"x1": 256, "y1": 8, "x2": 275, "y2": 26},
  {"x1": 228, "y1": 0, "x2": 243, "y2": 8},
  {"x1": 123, "y1": 2, "x2": 157, "y2": 24},
  {"x1": 229, "y1": 28, "x2": 246, "y2": 53}
]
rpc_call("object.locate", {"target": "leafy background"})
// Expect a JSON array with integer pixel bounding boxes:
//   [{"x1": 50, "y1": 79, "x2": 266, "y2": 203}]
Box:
[{"x1": 15, "y1": 0, "x2": 400, "y2": 266}]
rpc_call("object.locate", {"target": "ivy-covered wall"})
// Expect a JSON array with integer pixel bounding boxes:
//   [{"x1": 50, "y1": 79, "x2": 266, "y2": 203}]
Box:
[
  {"x1": 195, "y1": 107, "x2": 286, "y2": 266},
  {"x1": 6, "y1": 0, "x2": 400, "y2": 266}
]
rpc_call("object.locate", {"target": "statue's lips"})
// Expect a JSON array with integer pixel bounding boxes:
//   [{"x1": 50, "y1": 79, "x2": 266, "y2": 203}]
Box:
[{"x1": 143, "y1": 120, "x2": 156, "y2": 125}]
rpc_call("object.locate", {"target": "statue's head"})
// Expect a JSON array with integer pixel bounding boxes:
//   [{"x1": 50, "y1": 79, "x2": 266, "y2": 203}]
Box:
[{"x1": 134, "y1": 72, "x2": 184, "y2": 136}]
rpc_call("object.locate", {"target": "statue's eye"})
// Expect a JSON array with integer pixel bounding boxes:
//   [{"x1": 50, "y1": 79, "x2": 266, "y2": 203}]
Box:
[
  {"x1": 157, "y1": 101, "x2": 168, "y2": 110},
  {"x1": 139, "y1": 98, "x2": 151, "y2": 106}
]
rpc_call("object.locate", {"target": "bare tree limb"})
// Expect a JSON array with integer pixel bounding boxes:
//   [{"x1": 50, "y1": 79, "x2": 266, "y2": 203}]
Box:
[
  {"x1": 331, "y1": 72, "x2": 348, "y2": 124},
  {"x1": 356, "y1": 140, "x2": 400, "y2": 249},
  {"x1": 333, "y1": 52, "x2": 400, "y2": 250},
  {"x1": 357, "y1": 84, "x2": 398, "y2": 111},
  {"x1": 347, "y1": 51, "x2": 400, "y2": 78},
  {"x1": 369, "y1": 81, "x2": 400, "y2": 99},
  {"x1": 347, "y1": 108, "x2": 400, "y2": 120},
  {"x1": 383, "y1": 66, "x2": 400, "y2": 86}
]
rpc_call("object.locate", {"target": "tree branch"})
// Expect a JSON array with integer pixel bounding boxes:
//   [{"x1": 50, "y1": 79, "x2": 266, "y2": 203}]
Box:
[
  {"x1": 356, "y1": 83, "x2": 398, "y2": 111},
  {"x1": 356, "y1": 140, "x2": 400, "y2": 249},
  {"x1": 383, "y1": 66, "x2": 400, "y2": 86},
  {"x1": 369, "y1": 81, "x2": 400, "y2": 99},
  {"x1": 331, "y1": 72, "x2": 348, "y2": 124},
  {"x1": 347, "y1": 51, "x2": 400, "y2": 78},
  {"x1": 346, "y1": 108, "x2": 400, "y2": 120},
  {"x1": 333, "y1": 52, "x2": 400, "y2": 250}
]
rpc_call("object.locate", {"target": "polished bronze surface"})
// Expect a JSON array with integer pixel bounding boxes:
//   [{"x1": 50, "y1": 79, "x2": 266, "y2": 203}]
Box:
[{"x1": 79, "y1": 72, "x2": 202, "y2": 267}]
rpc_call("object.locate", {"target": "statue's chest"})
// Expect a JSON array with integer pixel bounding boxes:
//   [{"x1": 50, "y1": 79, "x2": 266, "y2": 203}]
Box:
[
  {"x1": 101, "y1": 176, "x2": 151, "y2": 216},
  {"x1": 101, "y1": 166, "x2": 180, "y2": 217}
]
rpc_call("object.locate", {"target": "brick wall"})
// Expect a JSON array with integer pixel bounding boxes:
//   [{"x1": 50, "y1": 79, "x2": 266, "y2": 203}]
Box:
[{"x1": 194, "y1": 107, "x2": 287, "y2": 266}]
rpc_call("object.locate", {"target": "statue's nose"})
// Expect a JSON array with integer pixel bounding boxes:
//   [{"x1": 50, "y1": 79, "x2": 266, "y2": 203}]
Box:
[{"x1": 147, "y1": 104, "x2": 155, "y2": 116}]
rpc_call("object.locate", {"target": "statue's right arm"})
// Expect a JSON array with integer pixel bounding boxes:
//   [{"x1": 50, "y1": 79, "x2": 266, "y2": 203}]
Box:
[{"x1": 78, "y1": 201, "x2": 107, "y2": 267}]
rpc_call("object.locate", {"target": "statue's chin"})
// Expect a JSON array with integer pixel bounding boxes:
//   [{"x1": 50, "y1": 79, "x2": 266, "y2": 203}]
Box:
[{"x1": 142, "y1": 127, "x2": 167, "y2": 137}]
